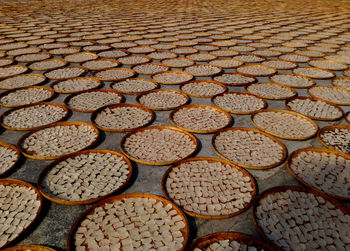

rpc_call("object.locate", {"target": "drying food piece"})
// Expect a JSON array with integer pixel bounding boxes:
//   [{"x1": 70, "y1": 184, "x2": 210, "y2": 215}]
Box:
[
  {"x1": 251, "y1": 109, "x2": 318, "y2": 140},
  {"x1": 288, "y1": 147, "x2": 350, "y2": 200},
  {"x1": 49, "y1": 47, "x2": 80, "y2": 55},
  {"x1": 308, "y1": 85, "x2": 350, "y2": 105},
  {"x1": 132, "y1": 63, "x2": 169, "y2": 75},
  {"x1": 270, "y1": 73, "x2": 315, "y2": 88},
  {"x1": 152, "y1": 71, "x2": 193, "y2": 84},
  {"x1": 0, "y1": 58, "x2": 14, "y2": 67},
  {"x1": 94, "y1": 68, "x2": 135, "y2": 81},
  {"x1": 111, "y1": 78, "x2": 158, "y2": 94},
  {"x1": 28, "y1": 59, "x2": 67, "y2": 71},
  {"x1": 45, "y1": 67, "x2": 87, "y2": 80},
  {"x1": 212, "y1": 127, "x2": 286, "y2": 169},
  {"x1": 0, "y1": 74, "x2": 46, "y2": 90},
  {"x1": 232, "y1": 54, "x2": 265, "y2": 63},
  {"x1": 163, "y1": 158, "x2": 256, "y2": 218},
  {"x1": 118, "y1": 55, "x2": 151, "y2": 65},
  {"x1": 308, "y1": 59, "x2": 348, "y2": 71},
  {"x1": 51, "y1": 77, "x2": 101, "y2": 93},
  {"x1": 293, "y1": 67, "x2": 335, "y2": 79},
  {"x1": 0, "y1": 65, "x2": 28, "y2": 79},
  {"x1": 0, "y1": 86, "x2": 54, "y2": 107},
  {"x1": 39, "y1": 150, "x2": 132, "y2": 204},
  {"x1": 254, "y1": 186, "x2": 350, "y2": 251},
  {"x1": 212, "y1": 92, "x2": 266, "y2": 114},
  {"x1": 325, "y1": 54, "x2": 350, "y2": 64},
  {"x1": 161, "y1": 58, "x2": 194, "y2": 68},
  {"x1": 18, "y1": 122, "x2": 99, "y2": 159},
  {"x1": 318, "y1": 125, "x2": 350, "y2": 155},
  {"x1": 262, "y1": 59, "x2": 297, "y2": 70},
  {"x1": 209, "y1": 59, "x2": 243, "y2": 69},
  {"x1": 279, "y1": 53, "x2": 310, "y2": 62},
  {"x1": 331, "y1": 77, "x2": 350, "y2": 90},
  {"x1": 15, "y1": 53, "x2": 51, "y2": 63},
  {"x1": 213, "y1": 73, "x2": 256, "y2": 86},
  {"x1": 97, "y1": 49, "x2": 128, "y2": 59},
  {"x1": 0, "y1": 102, "x2": 69, "y2": 130},
  {"x1": 2, "y1": 245, "x2": 55, "y2": 251},
  {"x1": 0, "y1": 142, "x2": 20, "y2": 176},
  {"x1": 170, "y1": 105, "x2": 231, "y2": 133},
  {"x1": 180, "y1": 80, "x2": 226, "y2": 98},
  {"x1": 246, "y1": 82, "x2": 296, "y2": 100},
  {"x1": 92, "y1": 103, "x2": 154, "y2": 131},
  {"x1": 211, "y1": 49, "x2": 239, "y2": 57},
  {"x1": 64, "y1": 52, "x2": 98, "y2": 63},
  {"x1": 286, "y1": 96, "x2": 343, "y2": 121},
  {"x1": 236, "y1": 64, "x2": 276, "y2": 77},
  {"x1": 81, "y1": 59, "x2": 119, "y2": 70},
  {"x1": 184, "y1": 64, "x2": 221, "y2": 77},
  {"x1": 137, "y1": 89, "x2": 189, "y2": 110},
  {"x1": 65, "y1": 90, "x2": 123, "y2": 112},
  {"x1": 0, "y1": 179, "x2": 42, "y2": 249},
  {"x1": 186, "y1": 53, "x2": 217, "y2": 62},
  {"x1": 121, "y1": 126, "x2": 197, "y2": 165},
  {"x1": 69, "y1": 193, "x2": 188, "y2": 250}
]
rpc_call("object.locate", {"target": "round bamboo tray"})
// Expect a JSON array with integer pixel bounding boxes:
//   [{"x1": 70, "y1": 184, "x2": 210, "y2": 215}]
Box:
[
  {"x1": 110, "y1": 77, "x2": 159, "y2": 95},
  {"x1": 28, "y1": 59, "x2": 68, "y2": 71},
  {"x1": 44, "y1": 66, "x2": 88, "y2": 80},
  {"x1": 2, "y1": 245, "x2": 55, "y2": 251},
  {"x1": 131, "y1": 62, "x2": 169, "y2": 75},
  {"x1": 236, "y1": 64, "x2": 277, "y2": 77},
  {"x1": 50, "y1": 77, "x2": 102, "y2": 94},
  {"x1": 0, "y1": 73, "x2": 46, "y2": 90},
  {"x1": 151, "y1": 70, "x2": 194, "y2": 85},
  {"x1": 307, "y1": 85, "x2": 350, "y2": 106},
  {"x1": 0, "y1": 142, "x2": 21, "y2": 177},
  {"x1": 180, "y1": 80, "x2": 227, "y2": 98},
  {"x1": 213, "y1": 72, "x2": 257, "y2": 86},
  {"x1": 183, "y1": 64, "x2": 222, "y2": 77},
  {"x1": 293, "y1": 66, "x2": 335, "y2": 79},
  {"x1": 317, "y1": 124, "x2": 350, "y2": 155},
  {"x1": 269, "y1": 73, "x2": 315, "y2": 88},
  {"x1": 245, "y1": 82, "x2": 297, "y2": 100},
  {"x1": 93, "y1": 67, "x2": 135, "y2": 81}
]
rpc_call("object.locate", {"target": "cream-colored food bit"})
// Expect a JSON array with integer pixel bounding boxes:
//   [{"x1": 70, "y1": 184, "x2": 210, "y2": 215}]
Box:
[
  {"x1": 15, "y1": 53, "x2": 51, "y2": 63},
  {"x1": 94, "y1": 105, "x2": 153, "y2": 130},
  {"x1": 20, "y1": 123, "x2": 98, "y2": 158},
  {"x1": 308, "y1": 85, "x2": 350, "y2": 105},
  {"x1": 184, "y1": 64, "x2": 221, "y2": 76},
  {"x1": 246, "y1": 83, "x2": 296, "y2": 99},
  {"x1": 0, "y1": 65, "x2": 28, "y2": 79},
  {"x1": 132, "y1": 63, "x2": 169, "y2": 75},
  {"x1": 52, "y1": 78, "x2": 100, "y2": 93},
  {"x1": 118, "y1": 55, "x2": 150, "y2": 65},
  {"x1": 0, "y1": 182, "x2": 41, "y2": 248},
  {"x1": 0, "y1": 58, "x2": 13, "y2": 67},
  {"x1": 138, "y1": 90, "x2": 188, "y2": 110},
  {"x1": 41, "y1": 151, "x2": 131, "y2": 202},
  {"x1": 94, "y1": 68, "x2": 135, "y2": 81},
  {"x1": 279, "y1": 53, "x2": 310, "y2": 62},
  {"x1": 98, "y1": 49, "x2": 128, "y2": 58},
  {"x1": 211, "y1": 49, "x2": 239, "y2": 57},
  {"x1": 293, "y1": 67, "x2": 335, "y2": 79},
  {"x1": 73, "y1": 195, "x2": 187, "y2": 250},
  {"x1": 45, "y1": 67, "x2": 86, "y2": 80},
  {"x1": 0, "y1": 87, "x2": 53, "y2": 107},
  {"x1": 252, "y1": 110, "x2": 317, "y2": 139},
  {"x1": 232, "y1": 54, "x2": 264, "y2": 63},
  {"x1": 67, "y1": 91, "x2": 122, "y2": 112},
  {"x1": 64, "y1": 52, "x2": 98, "y2": 63},
  {"x1": 213, "y1": 128, "x2": 285, "y2": 168},
  {"x1": 181, "y1": 81, "x2": 226, "y2": 98},
  {"x1": 308, "y1": 59, "x2": 347, "y2": 71},
  {"x1": 82, "y1": 59, "x2": 119, "y2": 70},
  {"x1": 123, "y1": 127, "x2": 196, "y2": 164},
  {"x1": 29, "y1": 59, "x2": 67, "y2": 71},
  {"x1": 319, "y1": 127, "x2": 350, "y2": 155},
  {"x1": 161, "y1": 58, "x2": 194, "y2": 68},
  {"x1": 288, "y1": 148, "x2": 350, "y2": 199},
  {"x1": 213, "y1": 73, "x2": 256, "y2": 86},
  {"x1": 111, "y1": 78, "x2": 157, "y2": 94},
  {"x1": 152, "y1": 71, "x2": 192, "y2": 84},
  {"x1": 186, "y1": 53, "x2": 217, "y2": 61},
  {"x1": 287, "y1": 97, "x2": 343, "y2": 120},
  {"x1": 255, "y1": 187, "x2": 350, "y2": 251},
  {"x1": 236, "y1": 65, "x2": 276, "y2": 76},
  {"x1": 331, "y1": 77, "x2": 350, "y2": 91},
  {"x1": 49, "y1": 47, "x2": 80, "y2": 55},
  {"x1": 270, "y1": 74, "x2": 314, "y2": 88},
  {"x1": 171, "y1": 105, "x2": 230, "y2": 132},
  {"x1": 209, "y1": 59, "x2": 243, "y2": 68},
  {"x1": 0, "y1": 144, "x2": 18, "y2": 175},
  {"x1": 0, "y1": 74, "x2": 45, "y2": 89},
  {"x1": 212, "y1": 92, "x2": 265, "y2": 114},
  {"x1": 262, "y1": 60, "x2": 297, "y2": 69},
  {"x1": 325, "y1": 55, "x2": 350, "y2": 64},
  {"x1": 165, "y1": 159, "x2": 255, "y2": 217},
  {"x1": 2, "y1": 103, "x2": 67, "y2": 129}
]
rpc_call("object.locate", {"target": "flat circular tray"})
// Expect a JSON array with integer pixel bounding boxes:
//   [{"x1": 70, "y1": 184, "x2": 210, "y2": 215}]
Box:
[
  {"x1": 331, "y1": 76, "x2": 350, "y2": 89},
  {"x1": 81, "y1": 59, "x2": 120, "y2": 70},
  {"x1": 162, "y1": 157, "x2": 257, "y2": 219},
  {"x1": 184, "y1": 64, "x2": 222, "y2": 77},
  {"x1": 50, "y1": 77, "x2": 102, "y2": 94},
  {"x1": 180, "y1": 80, "x2": 227, "y2": 98},
  {"x1": 151, "y1": 70, "x2": 194, "y2": 85},
  {"x1": 293, "y1": 67, "x2": 335, "y2": 79},
  {"x1": 110, "y1": 78, "x2": 159, "y2": 95},
  {"x1": 269, "y1": 73, "x2": 315, "y2": 88},
  {"x1": 44, "y1": 66, "x2": 88, "y2": 80},
  {"x1": 287, "y1": 147, "x2": 350, "y2": 200},
  {"x1": 132, "y1": 63, "x2": 169, "y2": 75},
  {"x1": 251, "y1": 109, "x2": 318, "y2": 140},
  {"x1": 0, "y1": 73, "x2": 46, "y2": 90},
  {"x1": 245, "y1": 82, "x2": 297, "y2": 100},
  {"x1": 120, "y1": 126, "x2": 198, "y2": 165},
  {"x1": 37, "y1": 149, "x2": 133, "y2": 205},
  {"x1": 0, "y1": 102, "x2": 69, "y2": 130},
  {"x1": 17, "y1": 121, "x2": 100, "y2": 160},
  {"x1": 91, "y1": 103, "x2": 154, "y2": 132},
  {"x1": 189, "y1": 232, "x2": 278, "y2": 251},
  {"x1": 285, "y1": 96, "x2": 344, "y2": 121},
  {"x1": 236, "y1": 64, "x2": 277, "y2": 77},
  {"x1": 307, "y1": 85, "x2": 350, "y2": 106},
  {"x1": 213, "y1": 73, "x2": 257, "y2": 86},
  {"x1": 93, "y1": 67, "x2": 135, "y2": 81},
  {"x1": 169, "y1": 104, "x2": 232, "y2": 133},
  {"x1": 67, "y1": 193, "x2": 189, "y2": 251},
  {"x1": 28, "y1": 59, "x2": 68, "y2": 71},
  {"x1": 0, "y1": 142, "x2": 21, "y2": 177},
  {"x1": 308, "y1": 59, "x2": 348, "y2": 71},
  {"x1": 346, "y1": 111, "x2": 350, "y2": 124},
  {"x1": 2, "y1": 245, "x2": 55, "y2": 251},
  {"x1": 317, "y1": 124, "x2": 350, "y2": 155},
  {"x1": 0, "y1": 179, "x2": 43, "y2": 249}
]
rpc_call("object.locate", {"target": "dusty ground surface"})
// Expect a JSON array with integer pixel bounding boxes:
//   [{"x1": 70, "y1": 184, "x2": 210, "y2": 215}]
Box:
[{"x1": 0, "y1": 0, "x2": 350, "y2": 250}]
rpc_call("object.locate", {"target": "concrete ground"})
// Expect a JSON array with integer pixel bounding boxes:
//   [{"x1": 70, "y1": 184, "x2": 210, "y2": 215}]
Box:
[{"x1": 0, "y1": 0, "x2": 350, "y2": 250}]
